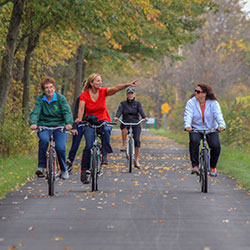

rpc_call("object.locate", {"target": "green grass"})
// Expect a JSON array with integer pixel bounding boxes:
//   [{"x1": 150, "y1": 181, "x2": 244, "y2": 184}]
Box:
[
  {"x1": 150, "y1": 128, "x2": 250, "y2": 190},
  {"x1": 0, "y1": 155, "x2": 37, "y2": 198}
]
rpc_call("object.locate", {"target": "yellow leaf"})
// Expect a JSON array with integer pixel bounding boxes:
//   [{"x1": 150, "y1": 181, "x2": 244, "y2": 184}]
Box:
[{"x1": 54, "y1": 237, "x2": 64, "y2": 241}]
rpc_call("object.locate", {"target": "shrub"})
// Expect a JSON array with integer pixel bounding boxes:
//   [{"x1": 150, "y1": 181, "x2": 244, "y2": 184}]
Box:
[
  {"x1": 221, "y1": 96, "x2": 250, "y2": 150},
  {"x1": 0, "y1": 113, "x2": 37, "y2": 157}
]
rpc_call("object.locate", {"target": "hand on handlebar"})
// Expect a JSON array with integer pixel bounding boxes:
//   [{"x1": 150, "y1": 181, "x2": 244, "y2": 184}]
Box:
[
  {"x1": 218, "y1": 126, "x2": 225, "y2": 132},
  {"x1": 30, "y1": 124, "x2": 38, "y2": 130},
  {"x1": 114, "y1": 117, "x2": 118, "y2": 122},
  {"x1": 75, "y1": 118, "x2": 82, "y2": 124},
  {"x1": 65, "y1": 124, "x2": 72, "y2": 131},
  {"x1": 71, "y1": 129, "x2": 78, "y2": 135},
  {"x1": 185, "y1": 127, "x2": 192, "y2": 132}
]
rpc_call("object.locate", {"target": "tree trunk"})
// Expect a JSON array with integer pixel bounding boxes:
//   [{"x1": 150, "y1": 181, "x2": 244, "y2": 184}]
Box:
[
  {"x1": 22, "y1": 33, "x2": 40, "y2": 123},
  {"x1": 0, "y1": 0, "x2": 25, "y2": 121},
  {"x1": 73, "y1": 45, "x2": 83, "y2": 107}
]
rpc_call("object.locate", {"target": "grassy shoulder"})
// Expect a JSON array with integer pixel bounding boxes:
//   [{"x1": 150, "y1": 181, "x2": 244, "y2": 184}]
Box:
[
  {"x1": 0, "y1": 155, "x2": 37, "y2": 199},
  {"x1": 150, "y1": 128, "x2": 250, "y2": 190}
]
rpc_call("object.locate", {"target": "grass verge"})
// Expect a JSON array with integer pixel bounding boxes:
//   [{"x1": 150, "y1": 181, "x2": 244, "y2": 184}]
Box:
[
  {"x1": 0, "y1": 155, "x2": 37, "y2": 199},
  {"x1": 150, "y1": 128, "x2": 250, "y2": 190}
]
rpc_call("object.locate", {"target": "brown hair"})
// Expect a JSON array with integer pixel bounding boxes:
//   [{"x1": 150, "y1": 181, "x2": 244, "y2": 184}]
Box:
[
  {"x1": 41, "y1": 77, "x2": 56, "y2": 91},
  {"x1": 190, "y1": 83, "x2": 217, "y2": 100},
  {"x1": 83, "y1": 73, "x2": 100, "y2": 92}
]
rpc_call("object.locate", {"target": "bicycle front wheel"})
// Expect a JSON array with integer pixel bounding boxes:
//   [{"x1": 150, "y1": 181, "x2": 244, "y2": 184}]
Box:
[
  {"x1": 128, "y1": 138, "x2": 133, "y2": 173},
  {"x1": 91, "y1": 147, "x2": 99, "y2": 192},
  {"x1": 200, "y1": 149, "x2": 208, "y2": 193},
  {"x1": 48, "y1": 149, "x2": 55, "y2": 196},
  {"x1": 202, "y1": 149, "x2": 209, "y2": 193}
]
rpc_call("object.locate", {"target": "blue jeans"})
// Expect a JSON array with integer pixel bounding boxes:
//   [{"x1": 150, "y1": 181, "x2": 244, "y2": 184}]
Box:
[
  {"x1": 189, "y1": 131, "x2": 221, "y2": 169},
  {"x1": 67, "y1": 125, "x2": 86, "y2": 164},
  {"x1": 38, "y1": 129, "x2": 68, "y2": 171},
  {"x1": 81, "y1": 125, "x2": 113, "y2": 171}
]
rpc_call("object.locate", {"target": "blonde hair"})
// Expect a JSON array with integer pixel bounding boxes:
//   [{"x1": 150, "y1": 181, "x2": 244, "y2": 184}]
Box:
[{"x1": 83, "y1": 73, "x2": 100, "y2": 92}]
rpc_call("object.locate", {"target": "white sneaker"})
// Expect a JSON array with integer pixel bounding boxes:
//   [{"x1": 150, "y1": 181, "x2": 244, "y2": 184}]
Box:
[{"x1": 61, "y1": 170, "x2": 69, "y2": 180}]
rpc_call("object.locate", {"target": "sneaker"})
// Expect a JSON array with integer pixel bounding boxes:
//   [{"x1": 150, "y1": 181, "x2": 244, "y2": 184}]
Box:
[
  {"x1": 191, "y1": 166, "x2": 199, "y2": 175},
  {"x1": 98, "y1": 165, "x2": 104, "y2": 177},
  {"x1": 101, "y1": 154, "x2": 108, "y2": 165},
  {"x1": 210, "y1": 168, "x2": 217, "y2": 177},
  {"x1": 66, "y1": 159, "x2": 73, "y2": 174},
  {"x1": 35, "y1": 167, "x2": 45, "y2": 178},
  {"x1": 81, "y1": 170, "x2": 91, "y2": 184},
  {"x1": 61, "y1": 170, "x2": 69, "y2": 180}
]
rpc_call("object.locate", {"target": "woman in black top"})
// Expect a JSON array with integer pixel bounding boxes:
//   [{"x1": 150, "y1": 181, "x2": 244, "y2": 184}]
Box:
[{"x1": 114, "y1": 88, "x2": 148, "y2": 169}]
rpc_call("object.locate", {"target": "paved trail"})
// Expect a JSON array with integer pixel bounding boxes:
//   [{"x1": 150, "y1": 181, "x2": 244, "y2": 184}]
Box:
[{"x1": 0, "y1": 130, "x2": 249, "y2": 250}]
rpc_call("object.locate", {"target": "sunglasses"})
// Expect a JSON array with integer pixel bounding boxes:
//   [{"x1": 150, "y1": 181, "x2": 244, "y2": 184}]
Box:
[{"x1": 194, "y1": 89, "x2": 204, "y2": 94}]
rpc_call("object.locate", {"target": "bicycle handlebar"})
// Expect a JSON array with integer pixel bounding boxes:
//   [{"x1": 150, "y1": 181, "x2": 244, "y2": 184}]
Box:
[
  {"x1": 78, "y1": 121, "x2": 117, "y2": 129},
  {"x1": 117, "y1": 118, "x2": 145, "y2": 126},
  {"x1": 30, "y1": 126, "x2": 70, "y2": 134},
  {"x1": 185, "y1": 128, "x2": 218, "y2": 134}
]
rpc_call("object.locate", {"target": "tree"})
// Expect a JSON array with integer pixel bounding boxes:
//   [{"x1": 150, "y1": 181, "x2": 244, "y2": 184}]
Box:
[{"x1": 0, "y1": 0, "x2": 25, "y2": 121}]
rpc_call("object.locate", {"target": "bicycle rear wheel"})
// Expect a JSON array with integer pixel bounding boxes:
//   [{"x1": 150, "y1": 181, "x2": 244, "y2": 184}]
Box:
[
  {"x1": 91, "y1": 147, "x2": 98, "y2": 192},
  {"x1": 48, "y1": 149, "x2": 55, "y2": 196},
  {"x1": 128, "y1": 138, "x2": 133, "y2": 173}
]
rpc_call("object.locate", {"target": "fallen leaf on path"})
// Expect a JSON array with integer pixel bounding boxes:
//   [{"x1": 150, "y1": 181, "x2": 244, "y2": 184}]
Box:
[
  {"x1": 8, "y1": 246, "x2": 16, "y2": 250},
  {"x1": 54, "y1": 237, "x2": 64, "y2": 241},
  {"x1": 28, "y1": 226, "x2": 35, "y2": 231}
]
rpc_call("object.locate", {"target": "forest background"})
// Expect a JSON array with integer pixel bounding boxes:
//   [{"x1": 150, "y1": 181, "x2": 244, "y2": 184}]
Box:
[{"x1": 0, "y1": 0, "x2": 249, "y2": 196}]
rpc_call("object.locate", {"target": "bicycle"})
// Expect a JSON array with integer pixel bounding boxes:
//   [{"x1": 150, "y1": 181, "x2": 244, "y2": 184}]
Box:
[
  {"x1": 189, "y1": 128, "x2": 218, "y2": 193},
  {"x1": 32, "y1": 126, "x2": 69, "y2": 196},
  {"x1": 79, "y1": 120, "x2": 116, "y2": 192},
  {"x1": 117, "y1": 118, "x2": 145, "y2": 173}
]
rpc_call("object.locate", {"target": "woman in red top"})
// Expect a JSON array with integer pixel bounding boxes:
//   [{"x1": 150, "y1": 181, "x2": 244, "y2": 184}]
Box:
[{"x1": 75, "y1": 73, "x2": 137, "y2": 184}]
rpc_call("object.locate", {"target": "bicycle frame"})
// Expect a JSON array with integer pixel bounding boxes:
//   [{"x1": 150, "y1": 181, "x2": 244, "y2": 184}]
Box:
[
  {"x1": 79, "y1": 121, "x2": 115, "y2": 191},
  {"x1": 192, "y1": 128, "x2": 217, "y2": 193},
  {"x1": 46, "y1": 133, "x2": 57, "y2": 175},
  {"x1": 32, "y1": 126, "x2": 66, "y2": 196},
  {"x1": 118, "y1": 119, "x2": 145, "y2": 172}
]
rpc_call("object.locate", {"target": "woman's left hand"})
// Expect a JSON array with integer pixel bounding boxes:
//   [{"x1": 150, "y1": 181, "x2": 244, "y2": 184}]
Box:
[{"x1": 145, "y1": 117, "x2": 149, "y2": 122}]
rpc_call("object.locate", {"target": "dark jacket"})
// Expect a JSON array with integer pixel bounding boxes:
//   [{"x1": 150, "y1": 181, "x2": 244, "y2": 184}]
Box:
[
  {"x1": 30, "y1": 92, "x2": 73, "y2": 126},
  {"x1": 115, "y1": 98, "x2": 146, "y2": 123},
  {"x1": 72, "y1": 96, "x2": 86, "y2": 129}
]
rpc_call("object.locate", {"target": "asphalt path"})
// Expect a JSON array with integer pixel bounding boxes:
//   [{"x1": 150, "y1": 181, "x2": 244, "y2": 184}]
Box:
[{"x1": 0, "y1": 130, "x2": 250, "y2": 250}]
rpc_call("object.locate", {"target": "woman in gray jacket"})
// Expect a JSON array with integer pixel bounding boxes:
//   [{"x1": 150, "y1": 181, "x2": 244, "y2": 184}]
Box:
[{"x1": 184, "y1": 83, "x2": 226, "y2": 177}]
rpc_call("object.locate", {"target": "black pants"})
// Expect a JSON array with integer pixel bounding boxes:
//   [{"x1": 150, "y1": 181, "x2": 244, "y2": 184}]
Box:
[
  {"x1": 189, "y1": 131, "x2": 221, "y2": 169},
  {"x1": 121, "y1": 124, "x2": 141, "y2": 147}
]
